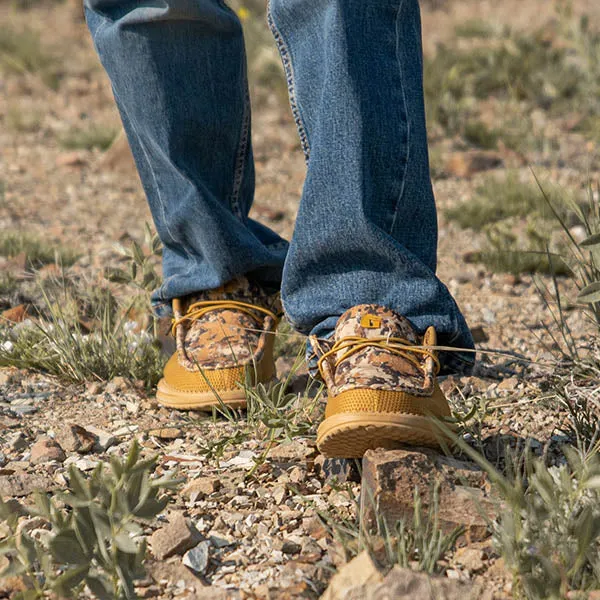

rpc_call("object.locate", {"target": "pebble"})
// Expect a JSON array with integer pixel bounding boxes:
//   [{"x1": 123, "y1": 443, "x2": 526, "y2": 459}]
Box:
[
  {"x1": 30, "y1": 438, "x2": 66, "y2": 465},
  {"x1": 183, "y1": 541, "x2": 211, "y2": 575}
]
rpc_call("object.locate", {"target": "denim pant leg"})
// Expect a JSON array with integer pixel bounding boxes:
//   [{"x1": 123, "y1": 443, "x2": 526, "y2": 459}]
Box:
[
  {"x1": 84, "y1": 0, "x2": 288, "y2": 317},
  {"x1": 268, "y1": 0, "x2": 474, "y2": 374}
]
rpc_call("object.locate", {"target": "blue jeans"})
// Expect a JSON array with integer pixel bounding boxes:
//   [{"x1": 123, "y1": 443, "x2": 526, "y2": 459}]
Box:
[{"x1": 84, "y1": 0, "x2": 474, "y2": 374}]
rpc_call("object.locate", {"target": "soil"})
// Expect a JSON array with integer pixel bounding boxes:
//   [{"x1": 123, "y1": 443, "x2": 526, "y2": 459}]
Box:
[{"x1": 0, "y1": 1, "x2": 598, "y2": 598}]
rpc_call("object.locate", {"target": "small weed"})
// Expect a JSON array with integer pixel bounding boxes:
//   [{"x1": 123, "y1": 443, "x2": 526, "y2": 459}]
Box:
[
  {"x1": 0, "y1": 274, "x2": 18, "y2": 297},
  {"x1": 463, "y1": 120, "x2": 499, "y2": 150},
  {"x1": 0, "y1": 26, "x2": 60, "y2": 89},
  {"x1": 466, "y1": 224, "x2": 571, "y2": 276},
  {"x1": 59, "y1": 124, "x2": 119, "y2": 151},
  {"x1": 454, "y1": 19, "x2": 498, "y2": 40},
  {"x1": 273, "y1": 317, "x2": 306, "y2": 360},
  {"x1": 0, "y1": 231, "x2": 80, "y2": 269},
  {"x1": 315, "y1": 481, "x2": 462, "y2": 575},
  {"x1": 446, "y1": 173, "x2": 569, "y2": 231},
  {"x1": 245, "y1": 354, "x2": 324, "y2": 442},
  {"x1": 0, "y1": 283, "x2": 164, "y2": 388},
  {"x1": 425, "y1": 11, "x2": 600, "y2": 150},
  {"x1": 6, "y1": 105, "x2": 42, "y2": 133},
  {"x1": 0, "y1": 440, "x2": 180, "y2": 599},
  {"x1": 444, "y1": 426, "x2": 600, "y2": 600}
]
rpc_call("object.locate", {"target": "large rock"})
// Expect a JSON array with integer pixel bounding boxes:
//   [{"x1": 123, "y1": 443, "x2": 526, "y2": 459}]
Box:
[
  {"x1": 0, "y1": 473, "x2": 58, "y2": 497},
  {"x1": 150, "y1": 513, "x2": 200, "y2": 560},
  {"x1": 345, "y1": 565, "x2": 479, "y2": 600},
  {"x1": 361, "y1": 448, "x2": 495, "y2": 541},
  {"x1": 320, "y1": 551, "x2": 480, "y2": 600},
  {"x1": 320, "y1": 551, "x2": 383, "y2": 600}
]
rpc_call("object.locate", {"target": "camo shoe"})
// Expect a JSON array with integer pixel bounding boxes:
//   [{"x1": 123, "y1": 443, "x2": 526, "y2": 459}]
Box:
[
  {"x1": 156, "y1": 278, "x2": 281, "y2": 410},
  {"x1": 312, "y1": 304, "x2": 454, "y2": 458}
]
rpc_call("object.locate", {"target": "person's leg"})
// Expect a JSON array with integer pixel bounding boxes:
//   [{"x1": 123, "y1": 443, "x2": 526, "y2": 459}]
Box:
[
  {"x1": 84, "y1": 0, "x2": 288, "y2": 317},
  {"x1": 268, "y1": 0, "x2": 473, "y2": 374},
  {"x1": 85, "y1": 0, "x2": 288, "y2": 410}
]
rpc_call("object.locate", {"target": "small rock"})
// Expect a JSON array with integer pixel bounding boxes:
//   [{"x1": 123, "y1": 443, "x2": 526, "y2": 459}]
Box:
[
  {"x1": 183, "y1": 476, "x2": 221, "y2": 500},
  {"x1": 148, "y1": 428, "x2": 181, "y2": 440},
  {"x1": 444, "y1": 151, "x2": 503, "y2": 178},
  {"x1": 281, "y1": 539, "x2": 301, "y2": 555},
  {"x1": 30, "y1": 438, "x2": 66, "y2": 465},
  {"x1": 56, "y1": 151, "x2": 87, "y2": 168},
  {"x1": 112, "y1": 425, "x2": 139, "y2": 436},
  {"x1": 182, "y1": 540, "x2": 210, "y2": 575},
  {"x1": 0, "y1": 473, "x2": 57, "y2": 497},
  {"x1": 150, "y1": 513, "x2": 199, "y2": 560},
  {"x1": 303, "y1": 515, "x2": 328, "y2": 540},
  {"x1": 454, "y1": 547, "x2": 485, "y2": 572},
  {"x1": 6, "y1": 432, "x2": 28, "y2": 452},
  {"x1": 268, "y1": 439, "x2": 316, "y2": 462},
  {"x1": 84, "y1": 426, "x2": 115, "y2": 451},
  {"x1": 55, "y1": 424, "x2": 97, "y2": 454},
  {"x1": 497, "y1": 377, "x2": 519, "y2": 392},
  {"x1": 320, "y1": 551, "x2": 384, "y2": 600},
  {"x1": 105, "y1": 376, "x2": 128, "y2": 394},
  {"x1": 469, "y1": 325, "x2": 489, "y2": 344},
  {"x1": 1, "y1": 305, "x2": 28, "y2": 323},
  {"x1": 272, "y1": 485, "x2": 286, "y2": 505},
  {"x1": 86, "y1": 382, "x2": 103, "y2": 396}
]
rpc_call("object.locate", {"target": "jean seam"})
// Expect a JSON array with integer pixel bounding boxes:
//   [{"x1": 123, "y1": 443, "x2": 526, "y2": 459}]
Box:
[
  {"x1": 389, "y1": 0, "x2": 411, "y2": 235},
  {"x1": 266, "y1": 0, "x2": 311, "y2": 162}
]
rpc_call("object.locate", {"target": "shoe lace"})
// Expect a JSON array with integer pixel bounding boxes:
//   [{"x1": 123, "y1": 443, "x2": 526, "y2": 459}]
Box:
[
  {"x1": 317, "y1": 335, "x2": 441, "y2": 380},
  {"x1": 171, "y1": 299, "x2": 277, "y2": 336}
]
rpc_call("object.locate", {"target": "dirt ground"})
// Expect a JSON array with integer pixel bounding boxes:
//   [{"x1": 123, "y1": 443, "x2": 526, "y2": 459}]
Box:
[{"x1": 0, "y1": 0, "x2": 598, "y2": 598}]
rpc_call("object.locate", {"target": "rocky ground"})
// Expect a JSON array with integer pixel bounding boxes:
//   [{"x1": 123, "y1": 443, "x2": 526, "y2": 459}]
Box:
[{"x1": 0, "y1": 1, "x2": 599, "y2": 599}]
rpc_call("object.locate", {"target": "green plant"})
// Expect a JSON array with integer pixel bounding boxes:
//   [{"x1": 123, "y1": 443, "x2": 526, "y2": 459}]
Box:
[
  {"x1": 0, "y1": 440, "x2": 180, "y2": 599},
  {"x1": 0, "y1": 26, "x2": 60, "y2": 89},
  {"x1": 0, "y1": 282, "x2": 164, "y2": 388},
  {"x1": 105, "y1": 224, "x2": 162, "y2": 297},
  {"x1": 6, "y1": 105, "x2": 42, "y2": 133},
  {"x1": 446, "y1": 173, "x2": 571, "y2": 232},
  {"x1": 59, "y1": 124, "x2": 119, "y2": 151},
  {"x1": 494, "y1": 448, "x2": 600, "y2": 599},
  {"x1": 463, "y1": 120, "x2": 499, "y2": 150},
  {"x1": 314, "y1": 481, "x2": 462, "y2": 575},
  {"x1": 0, "y1": 231, "x2": 80, "y2": 269},
  {"x1": 440, "y1": 424, "x2": 600, "y2": 600},
  {"x1": 245, "y1": 353, "x2": 324, "y2": 442},
  {"x1": 466, "y1": 223, "x2": 571, "y2": 276},
  {"x1": 424, "y1": 10, "x2": 600, "y2": 149},
  {"x1": 549, "y1": 180, "x2": 600, "y2": 327}
]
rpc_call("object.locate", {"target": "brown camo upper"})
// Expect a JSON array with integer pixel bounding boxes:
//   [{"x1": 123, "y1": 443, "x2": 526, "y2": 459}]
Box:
[
  {"x1": 174, "y1": 278, "x2": 281, "y2": 371},
  {"x1": 313, "y1": 304, "x2": 437, "y2": 397}
]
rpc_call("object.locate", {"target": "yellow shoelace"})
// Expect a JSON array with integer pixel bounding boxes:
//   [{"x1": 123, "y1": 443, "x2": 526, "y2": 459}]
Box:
[
  {"x1": 317, "y1": 335, "x2": 441, "y2": 380},
  {"x1": 171, "y1": 299, "x2": 277, "y2": 335}
]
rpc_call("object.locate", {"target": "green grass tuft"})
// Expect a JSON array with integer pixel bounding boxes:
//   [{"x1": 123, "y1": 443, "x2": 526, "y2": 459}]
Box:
[
  {"x1": 59, "y1": 124, "x2": 119, "y2": 151},
  {"x1": 446, "y1": 173, "x2": 570, "y2": 231},
  {"x1": 0, "y1": 231, "x2": 80, "y2": 268},
  {"x1": 0, "y1": 26, "x2": 60, "y2": 89}
]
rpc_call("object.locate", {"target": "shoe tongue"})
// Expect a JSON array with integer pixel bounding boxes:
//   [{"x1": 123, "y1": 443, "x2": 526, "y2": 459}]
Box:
[
  {"x1": 334, "y1": 304, "x2": 419, "y2": 344},
  {"x1": 182, "y1": 277, "x2": 282, "y2": 316}
]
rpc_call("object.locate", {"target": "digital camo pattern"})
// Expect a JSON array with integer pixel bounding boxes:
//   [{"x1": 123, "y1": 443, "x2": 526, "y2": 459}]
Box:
[
  {"x1": 315, "y1": 304, "x2": 437, "y2": 397},
  {"x1": 174, "y1": 277, "x2": 280, "y2": 371}
]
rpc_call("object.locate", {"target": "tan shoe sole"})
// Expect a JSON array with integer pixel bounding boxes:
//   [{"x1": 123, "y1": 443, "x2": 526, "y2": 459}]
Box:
[
  {"x1": 316, "y1": 412, "x2": 455, "y2": 458},
  {"x1": 156, "y1": 379, "x2": 247, "y2": 410}
]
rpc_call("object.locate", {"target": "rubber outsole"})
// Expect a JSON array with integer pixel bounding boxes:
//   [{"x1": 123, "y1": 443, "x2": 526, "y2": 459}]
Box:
[
  {"x1": 156, "y1": 379, "x2": 247, "y2": 411},
  {"x1": 316, "y1": 412, "x2": 455, "y2": 458}
]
